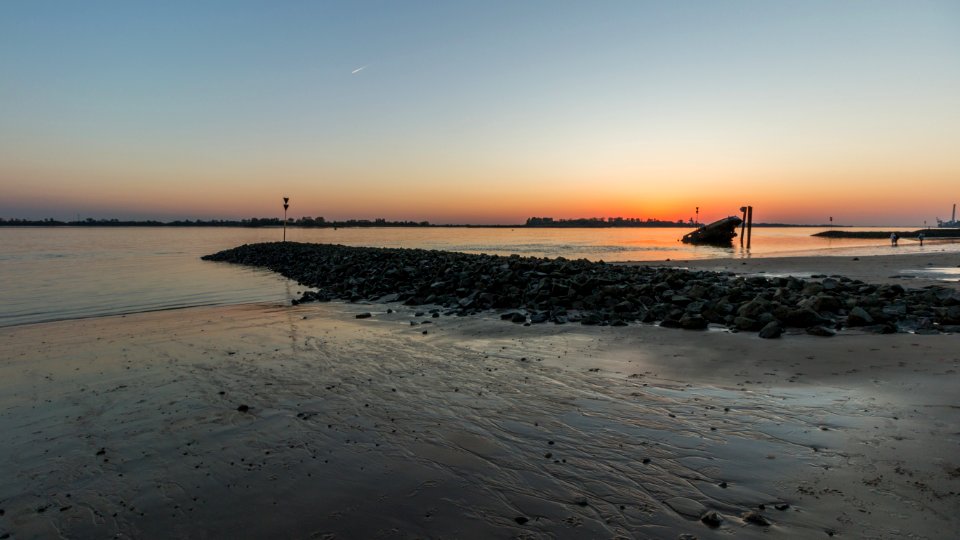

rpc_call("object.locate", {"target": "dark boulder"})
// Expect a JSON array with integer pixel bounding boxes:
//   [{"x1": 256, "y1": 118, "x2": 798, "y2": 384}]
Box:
[
  {"x1": 847, "y1": 306, "x2": 873, "y2": 326},
  {"x1": 679, "y1": 314, "x2": 709, "y2": 330},
  {"x1": 806, "y1": 325, "x2": 837, "y2": 337},
  {"x1": 758, "y1": 322, "x2": 783, "y2": 339}
]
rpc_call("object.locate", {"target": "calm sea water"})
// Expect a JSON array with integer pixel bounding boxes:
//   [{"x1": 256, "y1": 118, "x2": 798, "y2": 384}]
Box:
[{"x1": 1, "y1": 226, "x2": 955, "y2": 327}]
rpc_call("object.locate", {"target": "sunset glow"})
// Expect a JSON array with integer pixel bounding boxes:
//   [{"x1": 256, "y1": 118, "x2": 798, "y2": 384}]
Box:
[{"x1": 1, "y1": 1, "x2": 958, "y2": 225}]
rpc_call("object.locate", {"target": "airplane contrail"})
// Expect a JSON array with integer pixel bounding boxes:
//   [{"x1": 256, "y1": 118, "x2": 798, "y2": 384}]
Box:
[{"x1": 351, "y1": 65, "x2": 367, "y2": 74}]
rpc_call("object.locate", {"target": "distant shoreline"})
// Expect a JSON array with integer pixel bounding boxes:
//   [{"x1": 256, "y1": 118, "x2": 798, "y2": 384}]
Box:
[
  {"x1": 813, "y1": 228, "x2": 960, "y2": 239},
  {"x1": 0, "y1": 219, "x2": 889, "y2": 229}
]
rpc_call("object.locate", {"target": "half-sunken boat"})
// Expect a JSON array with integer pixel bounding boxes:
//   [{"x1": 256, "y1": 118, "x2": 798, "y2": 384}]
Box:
[{"x1": 681, "y1": 215, "x2": 743, "y2": 245}]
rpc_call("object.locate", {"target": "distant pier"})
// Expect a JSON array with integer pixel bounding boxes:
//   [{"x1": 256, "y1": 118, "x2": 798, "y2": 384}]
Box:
[{"x1": 813, "y1": 229, "x2": 960, "y2": 239}]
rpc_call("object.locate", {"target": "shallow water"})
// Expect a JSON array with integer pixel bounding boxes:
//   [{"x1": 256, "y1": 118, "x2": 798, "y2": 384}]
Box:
[{"x1": 1, "y1": 226, "x2": 957, "y2": 327}]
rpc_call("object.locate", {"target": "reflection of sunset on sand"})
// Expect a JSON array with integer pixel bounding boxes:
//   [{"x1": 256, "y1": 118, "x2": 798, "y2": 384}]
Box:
[{"x1": 1, "y1": 290, "x2": 957, "y2": 537}]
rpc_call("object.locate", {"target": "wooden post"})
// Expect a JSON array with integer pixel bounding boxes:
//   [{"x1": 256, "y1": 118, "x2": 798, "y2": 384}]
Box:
[
  {"x1": 740, "y1": 206, "x2": 747, "y2": 247},
  {"x1": 746, "y1": 206, "x2": 753, "y2": 249}
]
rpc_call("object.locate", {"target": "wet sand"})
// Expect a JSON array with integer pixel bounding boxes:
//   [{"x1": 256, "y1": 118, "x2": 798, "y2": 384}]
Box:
[{"x1": 2, "y1": 290, "x2": 958, "y2": 539}]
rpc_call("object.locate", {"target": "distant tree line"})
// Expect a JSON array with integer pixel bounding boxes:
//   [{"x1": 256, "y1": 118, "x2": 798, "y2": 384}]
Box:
[
  {"x1": 0, "y1": 217, "x2": 432, "y2": 228},
  {"x1": 525, "y1": 216, "x2": 691, "y2": 227},
  {"x1": 0, "y1": 216, "x2": 828, "y2": 228}
]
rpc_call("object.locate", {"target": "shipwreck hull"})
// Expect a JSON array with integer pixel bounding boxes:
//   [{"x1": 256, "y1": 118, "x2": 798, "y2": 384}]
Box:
[{"x1": 681, "y1": 216, "x2": 743, "y2": 246}]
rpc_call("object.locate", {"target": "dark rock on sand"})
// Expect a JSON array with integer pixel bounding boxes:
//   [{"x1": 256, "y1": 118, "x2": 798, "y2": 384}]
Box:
[
  {"x1": 742, "y1": 511, "x2": 771, "y2": 526},
  {"x1": 530, "y1": 311, "x2": 550, "y2": 324},
  {"x1": 700, "y1": 510, "x2": 724, "y2": 527},
  {"x1": 806, "y1": 325, "x2": 837, "y2": 337},
  {"x1": 758, "y1": 322, "x2": 783, "y2": 339},
  {"x1": 734, "y1": 316, "x2": 759, "y2": 331},
  {"x1": 679, "y1": 314, "x2": 709, "y2": 330}
]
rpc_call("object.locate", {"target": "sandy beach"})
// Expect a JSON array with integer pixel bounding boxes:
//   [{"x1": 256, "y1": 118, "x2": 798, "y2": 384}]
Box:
[
  {"x1": 643, "y1": 251, "x2": 960, "y2": 290},
  {"x1": 2, "y1": 253, "x2": 959, "y2": 539}
]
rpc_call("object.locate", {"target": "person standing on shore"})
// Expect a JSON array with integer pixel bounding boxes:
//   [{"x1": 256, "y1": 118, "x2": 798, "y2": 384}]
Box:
[
  {"x1": 918, "y1": 232, "x2": 924, "y2": 246},
  {"x1": 890, "y1": 232, "x2": 898, "y2": 246}
]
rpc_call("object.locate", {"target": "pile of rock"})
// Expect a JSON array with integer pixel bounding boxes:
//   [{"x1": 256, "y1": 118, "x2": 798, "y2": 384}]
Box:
[{"x1": 203, "y1": 242, "x2": 960, "y2": 337}]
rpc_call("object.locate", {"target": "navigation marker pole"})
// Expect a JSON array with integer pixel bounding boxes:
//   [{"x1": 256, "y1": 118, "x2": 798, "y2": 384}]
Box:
[{"x1": 283, "y1": 197, "x2": 290, "y2": 242}]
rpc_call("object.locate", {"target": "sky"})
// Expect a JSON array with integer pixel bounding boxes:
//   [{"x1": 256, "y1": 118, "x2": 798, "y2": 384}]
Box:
[{"x1": 1, "y1": 1, "x2": 958, "y2": 225}]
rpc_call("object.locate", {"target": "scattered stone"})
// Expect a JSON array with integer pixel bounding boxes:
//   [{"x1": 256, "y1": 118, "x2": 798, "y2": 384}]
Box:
[
  {"x1": 742, "y1": 511, "x2": 771, "y2": 526},
  {"x1": 679, "y1": 314, "x2": 708, "y2": 330},
  {"x1": 758, "y1": 322, "x2": 783, "y2": 339},
  {"x1": 734, "y1": 316, "x2": 759, "y2": 331},
  {"x1": 806, "y1": 325, "x2": 836, "y2": 337},
  {"x1": 530, "y1": 312, "x2": 550, "y2": 324},
  {"x1": 237, "y1": 404, "x2": 250, "y2": 413},
  {"x1": 700, "y1": 511, "x2": 724, "y2": 528},
  {"x1": 847, "y1": 306, "x2": 873, "y2": 326},
  {"x1": 514, "y1": 516, "x2": 529, "y2": 525},
  {"x1": 355, "y1": 312, "x2": 372, "y2": 319}
]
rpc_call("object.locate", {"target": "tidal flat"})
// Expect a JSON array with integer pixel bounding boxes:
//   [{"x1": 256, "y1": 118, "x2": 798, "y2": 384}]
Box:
[{"x1": 1, "y1": 296, "x2": 958, "y2": 539}]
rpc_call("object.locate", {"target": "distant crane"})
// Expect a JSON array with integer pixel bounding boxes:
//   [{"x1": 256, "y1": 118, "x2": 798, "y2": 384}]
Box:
[{"x1": 936, "y1": 203, "x2": 958, "y2": 228}]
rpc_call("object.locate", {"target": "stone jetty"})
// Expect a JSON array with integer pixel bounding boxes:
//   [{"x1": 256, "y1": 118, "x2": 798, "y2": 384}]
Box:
[{"x1": 203, "y1": 242, "x2": 960, "y2": 336}]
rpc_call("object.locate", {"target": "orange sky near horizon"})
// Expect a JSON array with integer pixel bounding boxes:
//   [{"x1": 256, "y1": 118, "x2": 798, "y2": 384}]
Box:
[{"x1": 5, "y1": 156, "x2": 956, "y2": 225}]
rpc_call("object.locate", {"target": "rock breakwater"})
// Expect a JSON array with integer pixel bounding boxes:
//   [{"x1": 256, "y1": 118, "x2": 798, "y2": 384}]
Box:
[{"x1": 203, "y1": 242, "x2": 960, "y2": 336}]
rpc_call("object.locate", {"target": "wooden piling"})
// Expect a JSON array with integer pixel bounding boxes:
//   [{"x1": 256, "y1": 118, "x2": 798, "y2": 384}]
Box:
[
  {"x1": 746, "y1": 206, "x2": 753, "y2": 249},
  {"x1": 740, "y1": 206, "x2": 747, "y2": 247}
]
